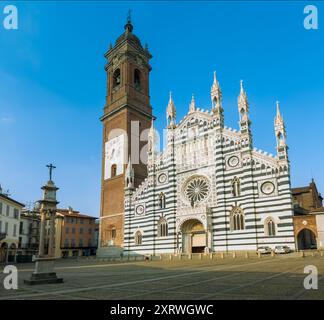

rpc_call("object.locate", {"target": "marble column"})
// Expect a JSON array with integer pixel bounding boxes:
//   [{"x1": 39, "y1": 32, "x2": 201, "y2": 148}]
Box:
[
  {"x1": 48, "y1": 211, "x2": 55, "y2": 257},
  {"x1": 38, "y1": 209, "x2": 46, "y2": 257},
  {"x1": 205, "y1": 228, "x2": 209, "y2": 253}
]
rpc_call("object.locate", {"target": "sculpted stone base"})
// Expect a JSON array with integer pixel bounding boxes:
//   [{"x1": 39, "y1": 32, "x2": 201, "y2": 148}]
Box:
[{"x1": 24, "y1": 256, "x2": 63, "y2": 285}]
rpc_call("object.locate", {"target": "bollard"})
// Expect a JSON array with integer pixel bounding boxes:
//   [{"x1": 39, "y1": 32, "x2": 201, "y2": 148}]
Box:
[
  {"x1": 210, "y1": 253, "x2": 213, "y2": 260},
  {"x1": 169, "y1": 254, "x2": 172, "y2": 261},
  {"x1": 300, "y1": 251, "x2": 305, "y2": 258},
  {"x1": 245, "y1": 252, "x2": 249, "y2": 259},
  {"x1": 232, "y1": 252, "x2": 236, "y2": 259},
  {"x1": 258, "y1": 252, "x2": 261, "y2": 259},
  {"x1": 311, "y1": 251, "x2": 315, "y2": 257},
  {"x1": 199, "y1": 253, "x2": 202, "y2": 260},
  {"x1": 321, "y1": 251, "x2": 324, "y2": 257},
  {"x1": 220, "y1": 252, "x2": 224, "y2": 259},
  {"x1": 271, "y1": 251, "x2": 275, "y2": 258},
  {"x1": 189, "y1": 254, "x2": 192, "y2": 260}
]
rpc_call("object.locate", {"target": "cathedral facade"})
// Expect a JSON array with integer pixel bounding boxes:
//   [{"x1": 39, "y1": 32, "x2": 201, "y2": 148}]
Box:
[{"x1": 98, "y1": 18, "x2": 296, "y2": 257}]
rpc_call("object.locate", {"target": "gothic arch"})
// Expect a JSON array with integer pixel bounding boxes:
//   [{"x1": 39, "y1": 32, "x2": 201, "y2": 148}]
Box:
[
  {"x1": 157, "y1": 217, "x2": 168, "y2": 237},
  {"x1": 230, "y1": 207, "x2": 245, "y2": 231},
  {"x1": 159, "y1": 192, "x2": 166, "y2": 209},
  {"x1": 134, "y1": 230, "x2": 143, "y2": 246},
  {"x1": 264, "y1": 217, "x2": 276, "y2": 237},
  {"x1": 177, "y1": 216, "x2": 206, "y2": 233}
]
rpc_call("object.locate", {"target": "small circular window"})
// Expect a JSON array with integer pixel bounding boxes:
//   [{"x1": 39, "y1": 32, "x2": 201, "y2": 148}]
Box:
[
  {"x1": 228, "y1": 156, "x2": 239, "y2": 168},
  {"x1": 135, "y1": 205, "x2": 145, "y2": 216},
  {"x1": 261, "y1": 181, "x2": 275, "y2": 195},
  {"x1": 158, "y1": 173, "x2": 167, "y2": 184}
]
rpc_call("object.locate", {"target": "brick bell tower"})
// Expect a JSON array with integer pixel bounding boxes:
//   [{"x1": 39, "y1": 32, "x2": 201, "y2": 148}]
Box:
[{"x1": 98, "y1": 14, "x2": 153, "y2": 255}]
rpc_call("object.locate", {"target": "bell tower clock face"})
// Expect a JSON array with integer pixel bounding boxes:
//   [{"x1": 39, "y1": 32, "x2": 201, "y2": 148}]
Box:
[{"x1": 104, "y1": 134, "x2": 125, "y2": 180}]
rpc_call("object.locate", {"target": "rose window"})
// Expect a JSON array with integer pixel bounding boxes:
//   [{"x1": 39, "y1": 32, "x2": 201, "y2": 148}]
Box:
[{"x1": 184, "y1": 176, "x2": 210, "y2": 204}]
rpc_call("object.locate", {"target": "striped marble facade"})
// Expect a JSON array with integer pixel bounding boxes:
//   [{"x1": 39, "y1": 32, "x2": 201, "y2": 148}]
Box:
[{"x1": 123, "y1": 74, "x2": 296, "y2": 255}]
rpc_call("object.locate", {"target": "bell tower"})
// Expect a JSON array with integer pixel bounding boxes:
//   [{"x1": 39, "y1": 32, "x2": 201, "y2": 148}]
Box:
[{"x1": 99, "y1": 13, "x2": 153, "y2": 253}]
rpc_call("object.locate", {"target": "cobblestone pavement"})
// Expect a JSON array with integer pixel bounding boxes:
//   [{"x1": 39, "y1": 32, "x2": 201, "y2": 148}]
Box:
[{"x1": 0, "y1": 254, "x2": 323, "y2": 300}]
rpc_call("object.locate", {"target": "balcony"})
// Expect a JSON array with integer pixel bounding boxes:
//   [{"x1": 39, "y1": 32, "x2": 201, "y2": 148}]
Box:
[{"x1": 0, "y1": 232, "x2": 6, "y2": 241}]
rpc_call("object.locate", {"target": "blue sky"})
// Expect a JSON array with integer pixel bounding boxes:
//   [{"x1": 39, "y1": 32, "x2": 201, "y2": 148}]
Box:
[{"x1": 0, "y1": 1, "x2": 323, "y2": 216}]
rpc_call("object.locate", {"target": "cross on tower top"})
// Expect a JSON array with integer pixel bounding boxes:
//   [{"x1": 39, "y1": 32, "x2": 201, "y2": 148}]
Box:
[
  {"x1": 127, "y1": 9, "x2": 132, "y2": 24},
  {"x1": 46, "y1": 163, "x2": 56, "y2": 181},
  {"x1": 124, "y1": 9, "x2": 133, "y2": 32}
]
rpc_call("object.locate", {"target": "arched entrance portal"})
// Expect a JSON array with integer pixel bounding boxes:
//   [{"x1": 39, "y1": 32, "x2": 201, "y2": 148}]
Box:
[
  {"x1": 181, "y1": 219, "x2": 206, "y2": 254},
  {"x1": 0, "y1": 242, "x2": 8, "y2": 263},
  {"x1": 8, "y1": 243, "x2": 17, "y2": 263},
  {"x1": 297, "y1": 228, "x2": 317, "y2": 250}
]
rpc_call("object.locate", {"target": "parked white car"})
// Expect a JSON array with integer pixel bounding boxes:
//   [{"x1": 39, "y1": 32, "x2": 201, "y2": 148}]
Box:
[
  {"x1": 256, "y1": 246, "x2": 272, "y2": 254},
  {"x1": 274, "y1": 246, "x2": 291, "y2": 254}
]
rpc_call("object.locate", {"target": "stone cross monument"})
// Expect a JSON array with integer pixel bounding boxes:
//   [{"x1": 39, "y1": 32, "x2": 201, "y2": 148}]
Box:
[{"x1": 24, "y1": 164, "x2": 63, "y2": 285}]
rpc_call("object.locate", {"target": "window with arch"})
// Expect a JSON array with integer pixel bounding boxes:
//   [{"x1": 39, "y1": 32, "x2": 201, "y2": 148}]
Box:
[
  {"x1": 231, "y1": 177, "x2": 241, "y2": 197},
  {"x1": 111, "y1": 227, "x2": 116, "y2": 239},
  {"x1": 134, "y1": 69, "x2": 141, "y2": 90},
  {"x1": 135, "y1": 231, "x2": 142, "y2": 245},
  {"x1": 265, "y1": 218, "x2": 276, "y2": 237},
  {"x1": 111, "y1": 164, "x2": 117, "y2": 177},
  {"x1": 159, "y1": 193, "x2": 166, "y2": 209},
  {"x1": 230, "y1": 207, "x2": 245, "y2": 231},
  {"x1": 157, "y1": 217, "x2": 168, "y2": 237},
  {"x1": 113, "y1": 68, "x2": 121, "y2": 88}
]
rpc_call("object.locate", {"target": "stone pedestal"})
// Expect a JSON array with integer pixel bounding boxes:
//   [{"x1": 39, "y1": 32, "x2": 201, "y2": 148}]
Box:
[{"x1": 24, "y1": 257, "x2": 63, "y2": 285}]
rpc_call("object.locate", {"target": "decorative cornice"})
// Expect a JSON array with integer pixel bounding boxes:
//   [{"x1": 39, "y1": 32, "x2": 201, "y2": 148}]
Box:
[{"x1": 100, "y1": 103, "x2": 155, "y2": 122}]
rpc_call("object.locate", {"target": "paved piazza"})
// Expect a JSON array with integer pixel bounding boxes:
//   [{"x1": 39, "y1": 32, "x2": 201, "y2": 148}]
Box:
[{"x1": 1, "y1": 254, "x2": 324, "y2": 300}]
